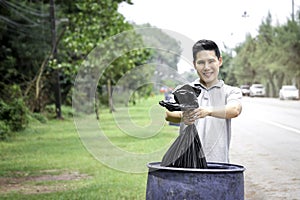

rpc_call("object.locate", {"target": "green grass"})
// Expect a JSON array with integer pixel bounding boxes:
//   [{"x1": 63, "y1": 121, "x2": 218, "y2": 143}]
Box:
[{"x1": 0, "y1": 95, "x2": 179, "y2": 199}]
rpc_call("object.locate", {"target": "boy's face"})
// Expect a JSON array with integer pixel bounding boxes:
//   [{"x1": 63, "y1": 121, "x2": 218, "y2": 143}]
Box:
[{"x1": 193, "y1": 50, "x2": 222, "y2": 88}]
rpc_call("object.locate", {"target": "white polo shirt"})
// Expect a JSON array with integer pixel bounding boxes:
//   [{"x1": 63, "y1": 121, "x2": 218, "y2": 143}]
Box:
[{"x1": 179, "y1": 79, "x2": 242, "y2": 163}]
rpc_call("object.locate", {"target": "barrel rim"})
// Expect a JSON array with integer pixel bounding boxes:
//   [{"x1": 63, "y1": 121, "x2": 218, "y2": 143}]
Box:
[{"x1": 147, "y1": 162, "x2": 245, "y2": 173}]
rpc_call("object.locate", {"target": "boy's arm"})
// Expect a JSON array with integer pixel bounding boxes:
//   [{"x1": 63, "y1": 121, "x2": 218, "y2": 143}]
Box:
[
  {"x1": 165, "y1": 110, "x2": 182, "y2": 123},
  {"x1": 180, "y1": 101, "x2": 242, "y2": 125},
  {"x1": 206, "y1": 101, "x2": 242, "y2": 119}
]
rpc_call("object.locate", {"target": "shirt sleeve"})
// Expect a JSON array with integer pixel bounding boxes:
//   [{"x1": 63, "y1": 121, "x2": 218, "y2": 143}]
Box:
[{"x1": 226, "y1": 86, "x2": 243, "y2": 104}]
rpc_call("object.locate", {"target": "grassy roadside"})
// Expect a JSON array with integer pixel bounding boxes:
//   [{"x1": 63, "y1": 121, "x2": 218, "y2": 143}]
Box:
[{"x1": 0, "y1": 95, "x2": 179, "y2": 199}]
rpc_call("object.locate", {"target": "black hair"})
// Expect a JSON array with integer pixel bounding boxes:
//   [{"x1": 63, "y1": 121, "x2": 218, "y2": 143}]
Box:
[{"x1": 192, "y1": 39, "x2": 221, "y2": 61}]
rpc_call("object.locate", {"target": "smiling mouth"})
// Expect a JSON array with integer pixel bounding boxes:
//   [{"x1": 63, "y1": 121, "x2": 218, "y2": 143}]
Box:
[{"x1": 202, "y1": 71, "x2": 213, "y2": 77}]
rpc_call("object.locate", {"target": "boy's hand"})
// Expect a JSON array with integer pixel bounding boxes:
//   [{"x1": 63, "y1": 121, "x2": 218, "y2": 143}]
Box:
[{"x1": 182, "y1": 107, "x2": 212, "y2": 125}]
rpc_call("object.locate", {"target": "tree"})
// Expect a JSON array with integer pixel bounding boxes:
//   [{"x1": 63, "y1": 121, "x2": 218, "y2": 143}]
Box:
[
  {"x1": 49, "y1": 0, "x2": 63, "y2": 119},
  {"x1": 0, "y1": 0, "x2": 157, "y2": 118},
  {"x1": 231, "y1": 10, "x2": 300, "y2": 97},
  {"x1": 275, "y1": 18, "x2": 300, "y2": 88},
  {"x1": 254, "y1": 12, "x2": 280, "y2": 97},
  {"x1": 219, "y1": 47, "x2": 238, "y2": 86},
  {"x1": 0, "y1": 0, "x2": 50, "y2": 97},
  {"x1": 134, "y1": 23, "x2": 182, "y2": 71},
  {"x1": 232, "y1": 35, "x2": 257, "y2": 86}
]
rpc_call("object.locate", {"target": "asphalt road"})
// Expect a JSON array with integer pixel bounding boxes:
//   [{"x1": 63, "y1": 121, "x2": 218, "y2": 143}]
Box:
[{"x1": 230, "y1": 97, "x2": 300, "y2": 200}]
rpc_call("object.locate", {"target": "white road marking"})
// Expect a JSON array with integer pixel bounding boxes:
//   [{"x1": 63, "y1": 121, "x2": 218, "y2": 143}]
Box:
[{"x1": 257, "y1": 118, "x2": 300, "y2": 135}]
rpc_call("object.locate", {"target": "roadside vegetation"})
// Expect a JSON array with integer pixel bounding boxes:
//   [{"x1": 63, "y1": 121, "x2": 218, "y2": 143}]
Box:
[{"x1": 0, "y1": 95, "x2": 179, "y2": 199}]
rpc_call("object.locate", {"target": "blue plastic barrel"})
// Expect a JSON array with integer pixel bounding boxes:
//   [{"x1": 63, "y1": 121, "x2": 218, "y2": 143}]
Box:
[{"x1": 146, "y1": 162, "x2": 245, "y2": 200}]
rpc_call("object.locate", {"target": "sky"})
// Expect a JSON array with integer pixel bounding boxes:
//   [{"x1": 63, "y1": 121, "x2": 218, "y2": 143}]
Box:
[{"x1": 118, "y1": 0, "x2": 300, "y2": 73}]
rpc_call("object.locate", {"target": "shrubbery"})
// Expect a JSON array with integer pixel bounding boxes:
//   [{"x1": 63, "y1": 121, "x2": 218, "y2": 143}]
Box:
[{"x1": 0, "y1": 85, "x2": 29, "y2": 140}]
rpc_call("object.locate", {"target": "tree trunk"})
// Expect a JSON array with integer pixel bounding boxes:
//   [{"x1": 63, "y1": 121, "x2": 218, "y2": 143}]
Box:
[
  {"x1": 269, "y1": 72, "x2": 276, "y2": 97},
  {"x1": 50, "y1": 0, "x2": 62, "y2": 119},
  {"x1": 95, "y1": 90, "x2": 99, "y2": 120},
  {"x1": 275, "y1": 72, "x2": 285, "y2": 98},
  {"x1": 107, "y1": 79, "x2": 115, "y2": 113},
  {"x1": 297, "y1": 76, "x2": 300, "y2": 100}
]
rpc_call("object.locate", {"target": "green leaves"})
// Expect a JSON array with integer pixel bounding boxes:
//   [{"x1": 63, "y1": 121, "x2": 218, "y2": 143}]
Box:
[{"x1": 231, "y1": 11, "x2": 300, "y2": 96}]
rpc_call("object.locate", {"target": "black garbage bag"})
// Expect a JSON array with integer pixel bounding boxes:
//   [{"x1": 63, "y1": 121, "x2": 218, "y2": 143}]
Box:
[
  {"x1": 161, "y1": 124, "x2": 207, "y2": 168},
  {"x1": 159, "y1": 84, "x2": 201, "y2": 111},
  {"x1": 159, "y1": 84, "x2": 207, "y2": 169}
]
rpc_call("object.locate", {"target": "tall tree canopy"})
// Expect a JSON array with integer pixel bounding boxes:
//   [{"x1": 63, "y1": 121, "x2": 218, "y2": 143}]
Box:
[{"x1": 230, "y1": 9, "x2": 300, "y2": 97}]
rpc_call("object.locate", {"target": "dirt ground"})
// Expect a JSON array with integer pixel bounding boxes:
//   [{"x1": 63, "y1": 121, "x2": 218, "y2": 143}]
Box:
[{"x1": 0, "y1": 170, "x2": 90, "y2": 194}]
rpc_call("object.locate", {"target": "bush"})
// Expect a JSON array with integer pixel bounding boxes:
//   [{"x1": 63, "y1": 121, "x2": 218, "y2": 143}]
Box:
[
  {"x1": 44, "y1": 104, "x2": 75, "y2": 119},
  {"x1": 0, "y1": 85, "x2": 29, "y2": 140},
  {"x1": 30, "y1": 112, "x2": 48, "y2": 124},
  {"x1": 0, "y1": 120, "x2": 11, "y2": 140},
  {"x1": 0, "y1": 98, "x2": 29, "y2": 130}
]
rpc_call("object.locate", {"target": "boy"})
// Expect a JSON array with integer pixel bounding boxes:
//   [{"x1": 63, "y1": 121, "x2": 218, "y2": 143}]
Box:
[{"x1": 165, "y1": 39, "x2": 242, "y2": 163}]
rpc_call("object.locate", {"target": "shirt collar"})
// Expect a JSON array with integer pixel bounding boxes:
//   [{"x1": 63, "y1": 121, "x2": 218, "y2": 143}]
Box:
[{"x1": 191, "y1": 79, "x2": 224, "y2": 90}]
